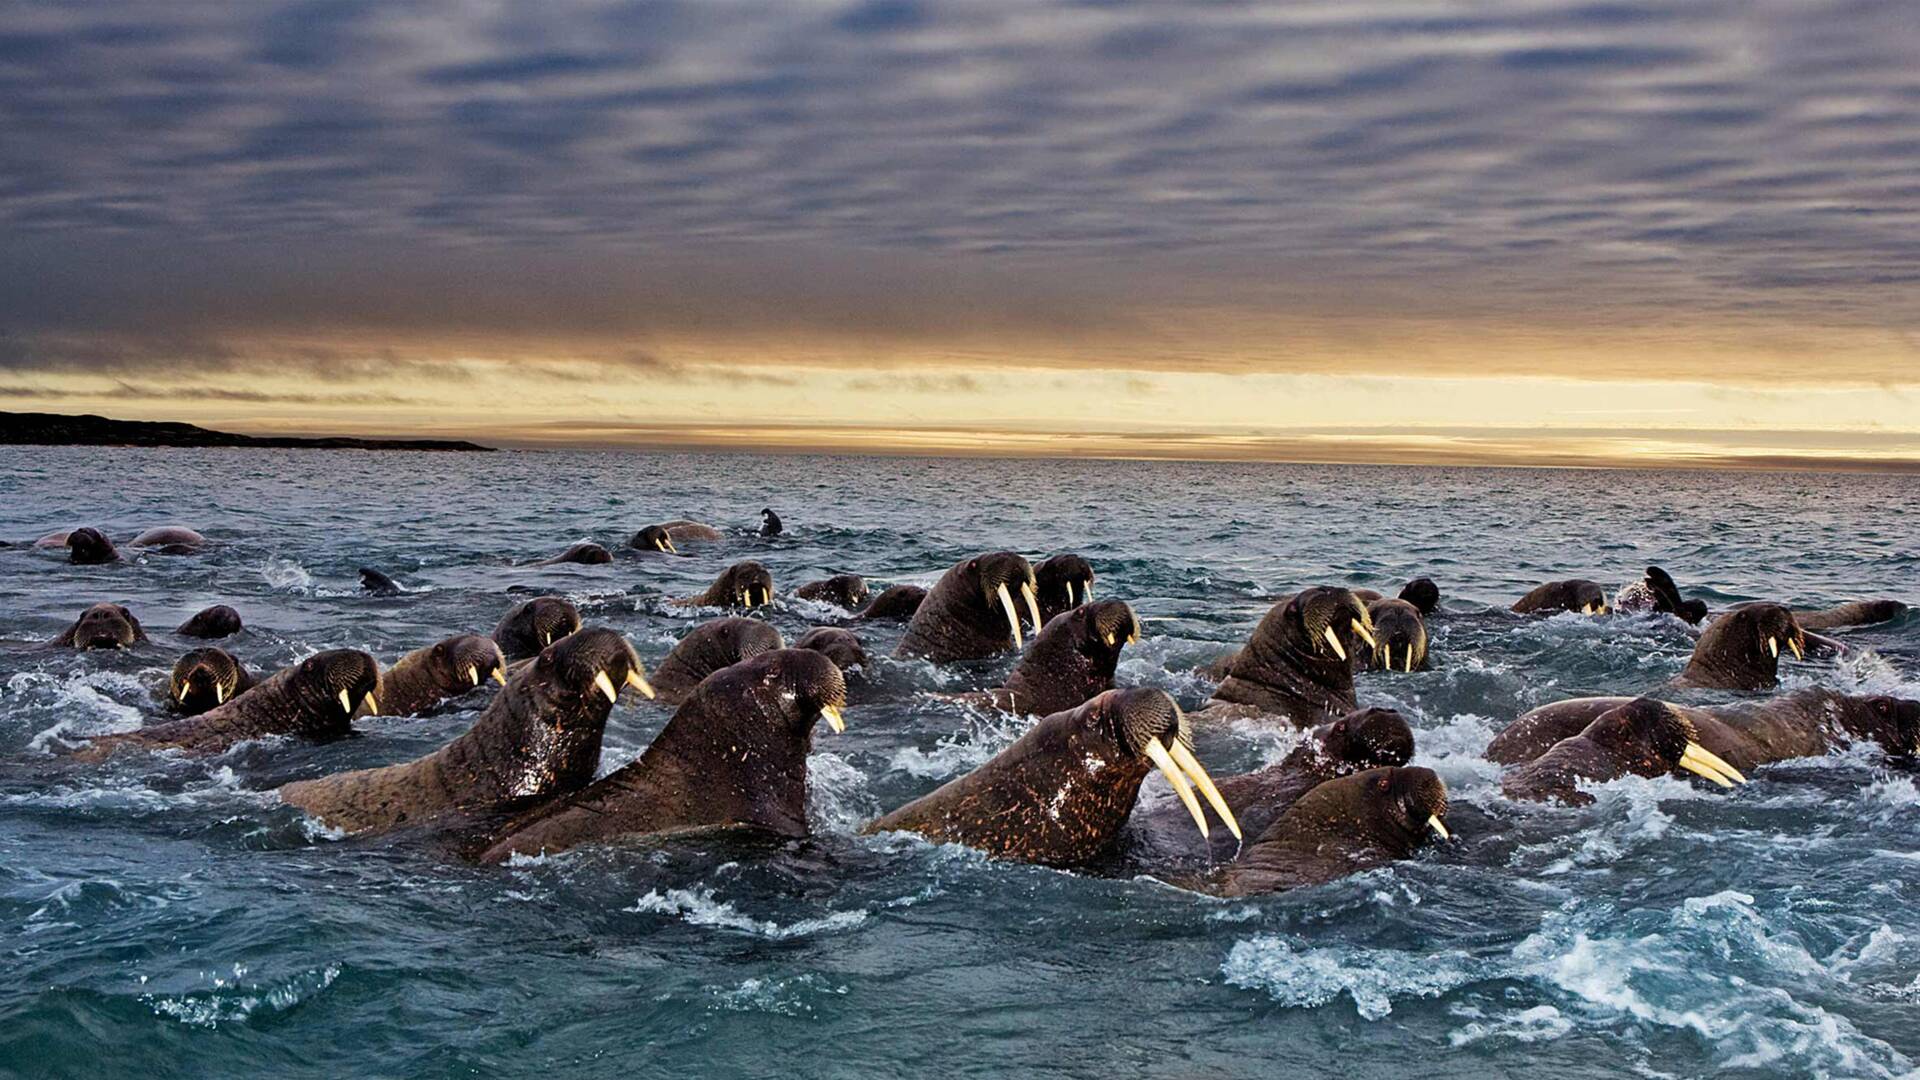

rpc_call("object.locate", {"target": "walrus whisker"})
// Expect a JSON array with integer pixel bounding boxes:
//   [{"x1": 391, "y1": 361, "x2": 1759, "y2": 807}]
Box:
[
  {"x1": 1168, "y1": 740, "x2": 1241, "y2": 839},
  {"x1": 996, "y1": 583, "x2": 1024, "y2": 648},
  {"x1": 1144, "y1": 738, "x2": 1208, "y2": 839}
]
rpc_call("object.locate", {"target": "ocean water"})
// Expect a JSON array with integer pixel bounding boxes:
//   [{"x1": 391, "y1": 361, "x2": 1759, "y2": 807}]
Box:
[{"x1": 0, "y1": 447, "x2": 1916, "y2": 1080}]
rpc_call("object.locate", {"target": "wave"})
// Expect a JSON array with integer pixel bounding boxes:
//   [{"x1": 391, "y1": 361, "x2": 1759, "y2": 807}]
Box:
[{"x1": 624, "y1": 886, "x2": 869, "y2": 939}]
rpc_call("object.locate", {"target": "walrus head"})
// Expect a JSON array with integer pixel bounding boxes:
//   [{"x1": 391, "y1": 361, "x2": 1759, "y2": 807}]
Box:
[
  {"x1": 66, "y1": 527, "x2": 120, "y2": 565},
  {"x1": 793, "y1": 626, "x2": 869, "y2": 674},
  {"x1": 993, "y1": 599, "x2": 1141, "y2": 716},
  {"x1": 55, "y1": 602, "x2": 146, "y2": 650},
  {"x1": 290, "y1": 649, "x2": 384, "y2": 720},
  {"x1": 1209, "y1": 587, "x2": 1376, "y2": 723},
  {"x1": 1352, "y1": 766, "x2": 1452, "y2": 849},
  {"x1": 697, "y1": 561, "x2": 775, "y2": 608},
  {"x1": 858, "y1": 583, "x2": 927, "y2": 621},
  {"x1": 434, "y1": 634, "x2": 510, "y2": 692},
  {"x1": 1034, "y1": 553, "x2": 1095, "y2": 625},
  {"x1": 493, "y1": 596, "x2": 583, "y2": 662},
  {"x1": 652, "y1": 616, "x2": 786, "y2": 701},
  {"x1": 794, "y1": 574, "x2": 870, "y2": 609},
  {"x1": 170, "y1": 647, "x2": 250, "y2": 715},
  {"x1": 1313, "y1": 707, "x2": 1416, "y2": 772},
  {"x1": 543, "y1": 542, "x2": 612, "y2": 565},
  {"x1": 176, "y1": 604, "x2": 243, "y2": 639},
  {"x1": 1397, "y1": 578, "x2": 1440, "y2": 616},
  {"x1": 1847, "y1": 695, "x2": 1920, "y2": 759},
  {"x1": 1513, "y1": 579, "x2": 1609, "y2": 615},
  {"x1": 1365, "y1": 598, "x2": 1428, "y2": 673},
  {"x1": 1503, "y1": 698, "x2": 1745, "y2": 805},
  {"x1": 531, "y1": 626, "x2": 654, "y2": 712},
  {"x1": 1214, "y1": 765, "x2": 1450, "y2": 895},
  {"x1": 1682, "y1": 602, "x2": 1806, "y2": 689},
  {"x1": 1294, "y1": 587, "x2": 1378, "y2": 664},
  {"x1": 893, "y1": 552, "x2": 1041, "y2": 661}
]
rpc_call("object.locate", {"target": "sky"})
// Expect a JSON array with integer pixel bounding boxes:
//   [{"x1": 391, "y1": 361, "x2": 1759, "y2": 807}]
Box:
[{"x1": 1, "y1": 0, "x2": 1917, "y2": 468}]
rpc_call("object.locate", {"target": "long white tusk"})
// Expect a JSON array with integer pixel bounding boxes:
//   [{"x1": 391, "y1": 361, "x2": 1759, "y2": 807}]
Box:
[
  {"x1": 1427, "y1": 815, "x2": 1451, "y2": 841},
  {"x1": 1681, "y1": 743, "x2": 1746, "y2": 785},
  {"x1": 1350, "y1": 621, "x2": 1377, "y2": 649},
  {"x1": 1143, "y1": 738, "x2": 1208, "y2": 839},
  {"x1": 1103, "y1": 631, "x2": 1116, "y2": 646},
  {"x1": 1789, "y1": 636, "x2": 1803, "y2": 660},
  {"x1": 492, "y1": 668, "x2": 508, "y2": 686},
  {"x1": 665, "y1": 538, "x2": 677, "y2": 553},
  {"x1": 593, "y1": 670, "x2": 619, "y2": 703},
  {"x1": 1083, "y1": 579, "x2": 1094, "y2": 602},
  {"x1": 1405, "y1": 648, "x2": 1415, "y2": 673},
  {"x1": 626, "y1": 669, "x2": 655, "y2": 699},
  {"x1": 1021, "y1": 582, "x2": 1042, "y2": 630},
  {"x1": 996, "y1": 583, "x2": 1024, "y2": 649},
  {"x1": 1321, "y1": 624, "x2": 1348, "y2": 662},
  {"x1": 338, "y1": 688, "x2": 354, "y2": 713},
  {"x1": 466, "y1": 664, "x2": 479, "y2": 686},
  {"x1": 1678, "y1": 753, "x2": 1734, "y2": 789},
  {"x1": 820, "y1": 703, "x2": 845, "y2": 734},
  {"x1": 362, "y1": 692, "x2": 378, "y2": 716},
  {"x1": 1167, "y1": 739, "x2": 1241, "y2": 839},
  {"x1": 215, "y1": 683, "x2": 227, "y2": 704},
  {"x1": 1380, "y1": 643, "x2": 1392, "y2": 671},
  {"x1": 1768, "y1": 636, "x2": 1779, "y2": 659}
]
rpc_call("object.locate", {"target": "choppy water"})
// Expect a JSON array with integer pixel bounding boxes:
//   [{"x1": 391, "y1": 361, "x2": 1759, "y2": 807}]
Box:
[{"x1": 1, "y1": 448, "x2": 1916, "y2": 1079}]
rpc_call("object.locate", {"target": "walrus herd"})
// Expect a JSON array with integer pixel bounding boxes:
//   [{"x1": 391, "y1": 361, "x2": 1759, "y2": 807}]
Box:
[{"x1": 12, "y1": 516, "x2": 1914, "y2": 900}]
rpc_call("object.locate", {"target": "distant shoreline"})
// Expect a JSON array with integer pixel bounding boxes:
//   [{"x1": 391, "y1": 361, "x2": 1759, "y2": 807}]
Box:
[{"x1": 0, "y1": 411, "x2": 493, "y2": 452}]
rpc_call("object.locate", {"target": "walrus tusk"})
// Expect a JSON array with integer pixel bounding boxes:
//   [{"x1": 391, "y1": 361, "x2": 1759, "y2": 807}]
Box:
[
  {"x1": 1168, "y1": 739, "x2": 1241, "y2": 839},
  {"x1": 362, "y1": 692, "x2": 378, "y2": 716},
  {"x1": 820, "y1": 703, "x2": 845, "y2": 734},
  {"x1": 1427, "y1": 815, "x2": 1451, "y2": 841},
  {"x1": 337, "y1": 688, "x2": 354, "y2": 713},
  {"x1": 625, "y1": 669, "x2": 655, "y2": 698},
  {"x1": 996, "y1": 583, "x2": 1024, "y2": 648},
  {"x1": 1021, "y1": 582, "x2": 1042, "y2": 630},
  {"x1": 1788, "y1": 636, "x2": 1803, "y2": 660},
  {"x1": 466, "y1": 664, "x2": 480, "y2": 686},
  {"x1": 1143, "y1": 738, "x2": 1208, "y2": 839},
  {"x1": 1680, "y1": 742, "x2": 1745, "y2": 785},
  {"x1": 1104, "y1": 631, "x2": 1116, "y2": 646},
  {"x1": 1380, "y1": 643, "x2": 1391, "y2": 671},
  {"x1": 1767, "y1": 636, "x2": 1779, "y2": 659},
  {"x1": 1404, "y1": 648, "x2": 1414, "y2": 673},
  {"x1": 593, "y1": 670, "x2": 619, "y2": 704},
  {"x1": 1350, "y1": 621, "x2": 1378, "y2": 650},
  {"x1": 1082, "y1": 579, "x2": 1095, "y2": 603},
  {"x1": 1321, "y1": 625, "x2": 1348, "y2": 662},
  {"x1": 492, "y1": 668, "x2": 508, "y2": 686}
]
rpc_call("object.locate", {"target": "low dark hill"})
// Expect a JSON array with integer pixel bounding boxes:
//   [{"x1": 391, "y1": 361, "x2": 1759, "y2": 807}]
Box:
[{"x1": 0, "y1": 411, "x2": 492, "y2": 452}]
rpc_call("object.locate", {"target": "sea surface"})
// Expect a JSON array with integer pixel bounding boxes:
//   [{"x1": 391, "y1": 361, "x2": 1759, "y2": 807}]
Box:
[{"x1": 1, "y1": 448, "x2": 1916, "y2": 1080}]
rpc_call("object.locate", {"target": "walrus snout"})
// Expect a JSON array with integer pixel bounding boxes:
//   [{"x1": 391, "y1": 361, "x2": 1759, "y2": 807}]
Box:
[
  {"x1": 58, "y1": 602, "x2": 144, "y2": 650},
  {"x1": 1316, "y1": 707, "x2": 1414, "y2": 771},
  {"x1": 1383, "y1": 766, "x2": 1451, "y2": 845},
  {"x1": 1035, "y1": 553, "x2": 1096, "y2": 625},
  {"x1": 443, "y1": 634, "x2": 510, "y2": 690},
  {"x1": 298, "y1": 649, "x2": 383, "y2": 717},
  {"x1": 1104, "y1": 688, "x2": 1241, "y2": 841},
  {"x1": 975, "y1": 552, "x2": 1042, "y2": 648},
  {"x1": 538, "y1": 627, "x2": 654, "y2": 706},
  {"x1": 1295, "y1": 587, "x2": 1377, "y2": 663},
  {"x1": 170, "y1": 647, "x2": 250, "y2": 715},
  {"x1": 65, "y1": 527, "x2": 120, "y2": 565},
  {"x1": 493, "y1": 596, "x2": 583, "y2": 661}
]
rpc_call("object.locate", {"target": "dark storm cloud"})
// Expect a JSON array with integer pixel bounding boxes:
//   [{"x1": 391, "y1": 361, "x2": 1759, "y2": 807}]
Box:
[{"x1": 0, "y1": 0, "x2": 1917, "y2": 372}]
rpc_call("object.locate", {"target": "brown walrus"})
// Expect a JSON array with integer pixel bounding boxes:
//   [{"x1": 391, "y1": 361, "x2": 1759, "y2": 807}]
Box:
[
  {"x1": 650, "y1": 616, "x2": 784, "y2": 704},
  {"x1": 1361, "y1": 597, "x2": 1428, "y2": 673},
  {"x1": 1202, "y1": 587, "x2": 1378, "y2": 727},
  {"x1": 64, "y1": 527, "x2": 121, "y2": 565},
  {"x1": 1673, "y1": 602, "x2": 1805, "y2": 690},
  {"x1": 1125, "y1": 706, "x2": 1415, "y2": 870},
  {"x1": 1611, "y1": 566, "x2": 1709, "y2": 624},
  {"x1": 51, "y1": 602, "x2": 147, "y2": 650},
  {"x1": 1512, "y1": 579, "x2": 1609, "y2": 615},
  {"x1": 864, "y1": 688, "x2": 1239, "y2": 867},
  {"x1": 370, "y1": 634, "x2": 508, "y2": 717},
  {"x1": 792, "y1": 626, "x2": 869, "y2": 674},
  {"x1": 492, "y1": 597, "x2": 582, "y2": 662},
  {"x1": 1033, "y1": 553, "x2": 1095, "y2": 626},
  {"x1": 857, "y1": 584, "x2": 927, "y2": 621},
  {"x1": 1500, "y1": 698, "x2": 1747, "y2": 805},
  {"x1": 279, "y1": 628, "x2": 652, "y2": 836},
  {"x1": 128, "y1": 526, "x2": 205, "y2": 553},
  {"x1": 894, "y1": 552, "x2": 1040, "y2": 662},
  {"x1": 653, "y1": 519, "x2": 724, "y2": 545},
  {"x1": 959, "y1": 599, "x2": 1141, "y2": 717},
  {"x1": 74, "y1": 649, "x2": 381, "y2": 760},
  {"x1": 176, "y1": 604, "x2": 243, "y2": 639},
  {"x1": 1793, "y1": 599, "x2": 1907, "y2": 631},
  {"x1": 675, "y1": 561, "x2": 774, "y2": 609},
  {"x1": 630, "y1": 524, "x2": 680, "y2": 553},
  {"x1": 794, "y1": 574, "x2": 870, "y2": 609},
  {"x1": 1205, "y1": 766, "x2": 1451, "y2": 895},
  {"x1": 168, "y1": 647, "x2": 254, "y2": 716},
  {"x1": 477, "y1": 649, "x2": 847, "y2": 863},
  {"x1": 531, "y1": 541, "x2": 612, "y2": 566}
]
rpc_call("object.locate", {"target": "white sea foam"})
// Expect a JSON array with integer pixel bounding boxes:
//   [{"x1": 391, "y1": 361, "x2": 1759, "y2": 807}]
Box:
[
  {"x1": 807, "y1": 750, "x2": 880, "y2": 834},
  {"x1": 708, "y1": 973, "x2": 848, "y2": 1016},
  {"x1": 1220, "y1": 936, "x2": 1494, "y2": 1020},
  {"x1": 259, "y1": 556, "x2": 314, "y2": 592},
  {"x1": 145, "y1": 964, "x2": 341, "y2": 1028},
  {"x1": 888, "y1": 709, "x2": 1029, "y2": 779},
  {"x1": 625, "y1": 887, "x2": 868, "y2": 939}
]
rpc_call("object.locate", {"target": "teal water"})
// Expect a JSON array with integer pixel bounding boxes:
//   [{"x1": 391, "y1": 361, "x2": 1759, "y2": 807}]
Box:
[{"x1": 1, "y1": 448, "x2": 1916, "y2": 1079}]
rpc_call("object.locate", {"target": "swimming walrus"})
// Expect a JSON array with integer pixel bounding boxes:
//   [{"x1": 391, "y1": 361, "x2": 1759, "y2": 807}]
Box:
[
  {"x1": 477, "y1": 648, "x2": 847, "y2": 863},
  {"x1": 960, "y1": 599, "x2": 1141, "y2": 717},
  {"x1": 279, "y1": 628, "x2": 652, "y2": 837},
  {"x1": 1611, "y1": 566, "x2": 1709, "y2": 624},
  {"x1": 532, "y1": 541, "x2": 613, "y2": 567},
  {"x1": 1033, "y1": 553, "x2": 1095, "y2": 626},
  {"x1": 1673, "y1": 602, "x2": 1805, "y2": 690},
  {"x1": 857, "y1": 584, "x2": 927, "y2": 621},
  {"x1": 371, "y1": 634, "x2": 508, "y2": 717},
  {"x1": 760, "y1": 508, "x2": 783, "y2": 537},
  {"x1": 1500, "y1": 698, "x2": 1747, "y2": 805},
  {"x1": 64, "y1": 527, "x2": 121, "y2": 565},
  {"x1": 654, "y1": 519, "x2": 724, "y2": 544},
  {"x1": 1360, "y1": 597, "x2": 1428, "y2": 673},
  {"x1": 51, "y1": 603, "x2": 147, "y2": 650},
  {"x1": 675, "y1": 561, "x2": 774, "y2": 609},
  {"x1": 1202, "y1": 587, "x2": 1378, "y2": 727},
  {"x1": 1125, "y1": 706, "x2": 1415, "y2": 871},
  {"x1": 794, "y1": 574, "x2": 870, "y2": 609},
  {"x1": 168, "y1": 647, "x2": 255, "y2": 716},
  {"x1": 1205, "y1": 766, "x2": 1450, "y2": 895},
  {"x1": 176, "y1": 604, "x2": 243, "y2": 639},
  {"x1": 1512, "y1": 579, "x2": 1609, "y2": 615},
  {"x1": 630, "y1": 525, "x2": 680, "y2": 554},
  {"x1": 128, "y1": 526, "x2": 205, "y2": 553},
  {"x1": 650, "y1": 616, "x2": 785, "y2": 704},
  {"x1": 492, "y1": 597, "x2": 583, "y2": 662},
  {"x1": 1351, "y1": 577, "x2": 1440, "y2": 616},
  {"x1": 792, "y1": 626, "x2": 869, "y2": 674},
  {"x1": 1793, "y1": 599, "x2": 1907, "y2": 631},
  {"x1": 359, "y1": 567, "x2": 404, "y2": 596},
  {"x1": 864, "y1": 688, "x2": 1238, "y2": 867},
  {"x1": 74, "y1": 649, "x2": 381, "y2": 760},
  {"x1": 894, "y1": 552, "x2": 1040, "y2": 662},
  {"x1": 1486, "y1": 688, "x2": 1917, "y2": 775}
]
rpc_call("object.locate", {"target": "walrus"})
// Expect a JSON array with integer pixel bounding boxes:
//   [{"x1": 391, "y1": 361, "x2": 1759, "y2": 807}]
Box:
[
  {"x1": 279, "y1": 628, "x2": 652, "y2": 837},
  {"x1": 360, "y1": 567, "x2": 403, "y2": 596},
  {"x1": 1501, "y1": 698, "x2": 1747, "y2": 805},
  {"x1": 1361, "y1": 597, "x2": 1428, "y2": 673},
  {"x1": 760, "y1": 508, "x2": 783, "y2": 537},
  {"x1": 1125, "y1": 706, "x2": 1415, "y2": 871},
  {"x1": 1206, "y1": 766, "x2": 1450, "y2": 895},
  {"x1": 176, "y1": 604, "x2": 243, "y2": 639},
  {"x1": 650, "y1": 616, "x2": 785, "y2": 704},
  {"x1": 1673, "y1": 602, "x2": 1805, "y2": 690},
  {"x1": 65, "y1": 527, "x2": 121, "y2": 565},
  {"x1": 894, "y1": 552, "x2": 1040, "y2": 662},
  {"x1": 128, "y1": 526, "x2": 205, "y2": 553},
  {"x1": 51, "y1": 603, "x2": 147, "y2": 650},
  {"x1": 492, "y1": 597, "x2": 583, "y2": 662},
  {"x1": 532, "y1": 542, "x2": 612, "y2": 566},
  {"x1": 33, "y1": 529, "x2": 72, "y2": 549},
  {"x1": 372, "y1": 634, "x2": 509, "y2": 717},
  {"x1": 1612, "y1": 566, "x2": 1709, "y2": 624},
  {"x1": 1512, "y1": 579, "x2": 1609, "y2": 615},
  {"x1": 794, "y1": 574, "x2": 870, "y2": 609},
  {"x1": 676, "y1": 561, "x2": 774, "y2": 609},
  {"x1": 1793, "y1": 599, "x2": 1907, "y2": 631},
  {"x1": 630, "y1": 525, "x2": 679, "y2": 554},
  {"x1": 477, "y1": 649, "x2": 847, "y2": 863},
  {"x1": 1033, "y1": 553, "x2": 1095, "y2": 626},
  {"x1": 1204, "y1": 587, "x2": 1378, "y2": 726},
  {"x1": 74, "y1": 649, "x2": 381, "y2": 760},
  {"x1": 1486, "y1": 689, "x2": 1917, "y2": 775},
  {"x1": 168, "y1": 647, "x2": 254, "y2": 716},
  {"x1": 857, "y1": 584, "x2": 927, "y2": 621},
  {"x1": 864, "y1": 688, "x2": 1239, "y2": 867},
  {"x1": 654, "y1": 519, "x2": 724, "y2": 544},
  {"x1": 792, "y1": 626, "x2": 868, "y2": 674},
  {"x1": 961, "y1": 600, "x2": 1141, "y2": 717}
]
